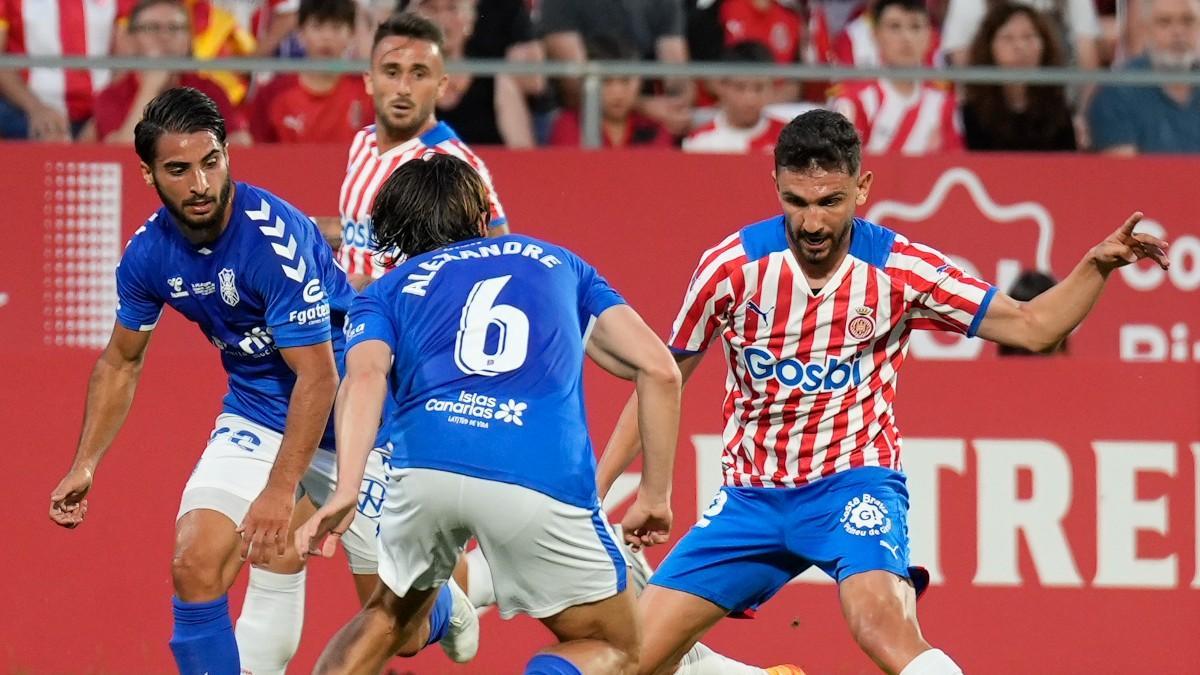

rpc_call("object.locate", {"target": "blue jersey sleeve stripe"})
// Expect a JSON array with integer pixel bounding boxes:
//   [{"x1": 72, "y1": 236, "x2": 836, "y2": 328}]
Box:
[
  {"x1": 272, "y1": 324, "x2": 332, "y2": 349},
  {"x1": 670, "y1": 345, "x2": 703, "y2": 356},
  {"x1": 115, "y1": 310, "x2": 161, "y2": 332},
  {"x1": 487, "y1": 215, "x2": 509, "y2": 229},
  {"x1": 967, "y1": 286, "x2": 998, "y2": 338}
]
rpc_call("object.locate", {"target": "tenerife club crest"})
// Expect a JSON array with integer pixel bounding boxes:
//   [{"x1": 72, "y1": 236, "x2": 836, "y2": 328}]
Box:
[{"x1": 219, "y1": 268, "x2": 239, "y2": 306}]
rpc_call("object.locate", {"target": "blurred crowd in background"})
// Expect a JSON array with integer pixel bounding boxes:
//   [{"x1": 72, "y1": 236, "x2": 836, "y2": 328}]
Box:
[{"x1": 1, "y1": 0, "x2": 1197, "y2": 154}]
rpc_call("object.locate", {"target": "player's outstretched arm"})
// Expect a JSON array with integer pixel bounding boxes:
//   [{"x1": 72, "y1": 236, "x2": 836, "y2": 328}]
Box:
[
  {"x1": 976, "y1": 212, "x2": 1170, "y2": 353},
  {"x1": 595, "y1": 352, "x2": 704, "y2": 502},
  {"x1": 238, "y1": 341, "x2": 338, "y2": 564},
  {"x1": 295, "y1": 339, "x2": 391, "y2": 560},
  {"x1": 587, "y1": 305, "x2": 683, "y2": 549},
  {"x1": 49, "y1": 323, "x2": 152, "y2": 529}
]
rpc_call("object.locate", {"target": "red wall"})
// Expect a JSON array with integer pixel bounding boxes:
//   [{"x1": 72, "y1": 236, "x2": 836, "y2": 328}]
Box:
[{"x1": 1, "y1": 145, "x2": 1197, "y2": 674}]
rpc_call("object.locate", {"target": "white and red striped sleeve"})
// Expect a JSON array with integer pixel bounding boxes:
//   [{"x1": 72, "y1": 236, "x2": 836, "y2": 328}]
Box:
[
  {"x1": 668, "y1": 234, "x2": 744, "y2": 354},
  {"x1": 888, "y1": 235, "x2": 996, "y2": 336}
]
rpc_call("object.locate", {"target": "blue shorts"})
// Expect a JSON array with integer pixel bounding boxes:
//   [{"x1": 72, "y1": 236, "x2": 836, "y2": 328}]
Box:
[{"x1": 650, "y1": 467, "x2": 912, "y2": 614}]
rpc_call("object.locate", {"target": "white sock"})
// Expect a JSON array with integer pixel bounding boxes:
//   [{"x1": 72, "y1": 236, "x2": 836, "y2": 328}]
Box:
[
  {"x1": 464, "y1": 547, "x2": 496, "y2": 609},
  {"x1": 899, "y1": 649, "x2": 963, "y2": 675},
  {"x1": 676, "y1": 642, "x2": 768, "y2": 675},
  {"x1": 235, "y1": 567, "x2": 306, "y2": 675}
]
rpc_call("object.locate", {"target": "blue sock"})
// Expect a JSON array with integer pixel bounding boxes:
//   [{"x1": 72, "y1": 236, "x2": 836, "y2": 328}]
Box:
[
  {"x1": 423, "y1": 583, "x2": 453, "y2": 647},
  {"x1": 169, "y1": 595, "x2": 240, "y2": 675},
  {"x1": 525, "y1": 653, "x2": 584, "y2": 675}
]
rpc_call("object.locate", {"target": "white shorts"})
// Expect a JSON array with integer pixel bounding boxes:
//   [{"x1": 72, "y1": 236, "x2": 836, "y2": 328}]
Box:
[
  {"x1": 177, "y1": 413, "x2": 389, "y2": 574},
  {"x1": 377, "y1": 467, "x2": 629, "y2": 620}
]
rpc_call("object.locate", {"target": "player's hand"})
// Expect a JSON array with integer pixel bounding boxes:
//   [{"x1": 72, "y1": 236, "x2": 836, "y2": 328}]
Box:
[
  {"x1": 49, "y1": 465, "x2": 93, "y2": 528},
  {"x1": 295, "y1": 494, "x2": 356, "y2": 560},
  {"x1": 28, "y1": 103, "x2": 70, "y2": 142},
  {"x1": 1090, "y1": 212, "x2": 1170, "y2": 274},
  {"x1": 238, "y1": 485, "x2": 295, "y2": 565},
  {"x1": 620, "y1": 495, "x2": 672, "y2": 552}
]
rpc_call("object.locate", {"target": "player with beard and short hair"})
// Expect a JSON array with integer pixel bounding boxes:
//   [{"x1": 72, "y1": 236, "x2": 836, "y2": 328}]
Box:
[
  {"x1": 47, "y1": 87, "x2": 478, "y2": 675},
  {"x1": 598, "y1": 109, "x2": 1170, "y2": 674}
]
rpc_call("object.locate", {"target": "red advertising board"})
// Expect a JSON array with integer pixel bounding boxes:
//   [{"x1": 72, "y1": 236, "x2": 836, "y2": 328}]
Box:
[{"x1": 0, "y1": 144, "x2": 1196, "y2": 674}]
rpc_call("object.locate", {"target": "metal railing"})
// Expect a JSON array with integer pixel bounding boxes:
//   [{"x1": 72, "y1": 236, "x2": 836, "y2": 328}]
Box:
[{"x1": 4, "y1": 54, "x2": 1197, "y2": 148}]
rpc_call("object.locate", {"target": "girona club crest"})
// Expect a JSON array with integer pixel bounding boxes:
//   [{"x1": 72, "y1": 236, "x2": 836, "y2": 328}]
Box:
[{"x1": 847, "y1": 306, "x2": 876, "y2": 341}]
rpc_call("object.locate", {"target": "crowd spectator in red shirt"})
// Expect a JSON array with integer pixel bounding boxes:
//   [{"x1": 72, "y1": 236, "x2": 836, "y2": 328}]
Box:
[
  {"x1": 719, "y1": 0, "x2": 802, "y2": 63},
  {"x1": 830, "y1": 0, "x2": 961, "y2": 155},
  {"x1": 549, "y1": 37, "x2": 674, "y2": 148},
  {"x1": 92, "y1": 0, "x2": 249, "y2": 144},
  {"x1": 684, "y1": 41, "x2": 786, "y2": 154},
  {"x1": 247, "y1": 0, "x2": 371, "y2": 143},
  {"x1": 0, "y1": 0, "x2": 133, "y2": 140}
]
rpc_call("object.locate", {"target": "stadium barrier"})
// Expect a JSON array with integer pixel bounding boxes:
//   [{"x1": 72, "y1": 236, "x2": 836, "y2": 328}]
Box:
[
  {"x1": 7, "y1": 53, "x2": 1200, "y2": 148},
  {"x1": 2, "y1": 144, "x2": 1197, "y2": 673}
]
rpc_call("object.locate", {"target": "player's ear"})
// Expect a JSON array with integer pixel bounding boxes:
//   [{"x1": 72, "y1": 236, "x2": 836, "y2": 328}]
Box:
[
  {"x1": 140, "y1": 161, "x2": 154, "y2": 187},
  {"x1": 363, "y1": 70, "x2": 373, "y2": 97},
  {"x1": 855, "y1": 170, "x2": 873, "y2": 205}
]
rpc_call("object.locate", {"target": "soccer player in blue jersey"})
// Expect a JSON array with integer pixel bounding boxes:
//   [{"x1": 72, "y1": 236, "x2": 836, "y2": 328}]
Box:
[
  {"x1": 46, "y1": 88, "x2": 477, "y2": 675},
  {"x1": 293, "y1": 154, "x2": 681, "y2": 674}
]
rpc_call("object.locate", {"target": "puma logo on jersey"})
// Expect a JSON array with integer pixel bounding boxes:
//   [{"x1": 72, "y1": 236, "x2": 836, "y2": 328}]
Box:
[{"x1": 746, "y1": 300, "x2": 772, "y2": 322}]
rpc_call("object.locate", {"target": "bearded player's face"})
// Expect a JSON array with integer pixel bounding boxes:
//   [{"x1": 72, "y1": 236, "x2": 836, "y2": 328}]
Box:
[
  {"x1": 142, "y1": 131, "x2": 234, "y2": 236},
  {"x1": 774, "y1": 166, "x2": 872, "y2": 267}
]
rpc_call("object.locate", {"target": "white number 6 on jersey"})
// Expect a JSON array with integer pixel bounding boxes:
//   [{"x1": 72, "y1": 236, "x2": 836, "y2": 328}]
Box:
[{"x1": 454, "y1": 275, "x2": 529, "y2": 376}]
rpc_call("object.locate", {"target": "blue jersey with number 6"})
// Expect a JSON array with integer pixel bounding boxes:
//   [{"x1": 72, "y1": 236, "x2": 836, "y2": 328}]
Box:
[{"x1": 345, "y1": 234, "x2": 625, "y2": 508}]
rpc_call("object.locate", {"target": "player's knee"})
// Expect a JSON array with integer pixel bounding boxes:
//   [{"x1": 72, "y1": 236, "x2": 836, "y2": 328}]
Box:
[
  {"x1": 171, "y1": 549, "x2": 227, "y2": 600},
  {"x1": 845, "y1": 600, "x2": 923, "y2": 670}
]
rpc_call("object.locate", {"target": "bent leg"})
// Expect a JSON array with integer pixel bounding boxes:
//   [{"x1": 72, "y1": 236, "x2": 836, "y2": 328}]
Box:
[
  {"x1": 236, "y1": 495, "x2": 315, "y2": 674},
  {"x1": 314, "y1": 581, "x2": 440, "y2": 675},
  {"x1": 839, "y1": 570, "x2": 961, "y2": 675},
  {"x1": 170, "y1": 508, "x2": 245, "y2": 675},
  {"x1": 533, "y1": 587, "x2": 641, "y2": 675},
  {"x1": 636, "y1": 585, "x2": 728, "y2": 675}
]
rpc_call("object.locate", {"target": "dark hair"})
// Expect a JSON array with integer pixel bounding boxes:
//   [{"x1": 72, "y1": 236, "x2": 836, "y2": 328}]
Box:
[
  {"x1": 371, "y1": 153, "x2": 490, "y2": 260},
  {"x1": 998, "y1": 270, "x2": 1065, "y2": 356},
  {"x1": 964, "y1": 3, "x2": 1073, "y2": 148},
  {"x1": 721, "y1": 40, "x2": 774, "y2": 64},
  {"x1": 373, "y1": 11, "x2": 445, "y2": 55},
  {"x1": 872, "y1": 0, "x2": 929, "y2": 23},
  {"x1": 300, "y1": 0, "x2": 356, "y2": 28},
  {"x1": 586, "y1": 35, "x2": 639, "y2": 61},
  {"x1": 129, "y1": 0, "x2": 187, "y2": 26},
  {"x1": 774, "y1": 109, "x2": 862, "y2": 175},
  {"x1": 134, "y1": 87, "x2": 227, "y2": 165}
]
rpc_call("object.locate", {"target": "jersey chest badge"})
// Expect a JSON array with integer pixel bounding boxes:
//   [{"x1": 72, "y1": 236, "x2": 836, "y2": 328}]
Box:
[
  {"x1": 847, "y1": 306, "x2": 876, "y2": 341},
  {"x1": 219, "y1": 268, "x2": 240, "y2": 307}
]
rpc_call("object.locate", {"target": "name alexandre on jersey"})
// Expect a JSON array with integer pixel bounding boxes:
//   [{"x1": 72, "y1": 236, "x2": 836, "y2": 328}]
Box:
[{"x1": 402, "y1": 240, "x2": 562, "y2": 297}]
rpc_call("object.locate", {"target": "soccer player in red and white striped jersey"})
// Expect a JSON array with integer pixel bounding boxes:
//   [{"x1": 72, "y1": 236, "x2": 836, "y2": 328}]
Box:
[
  {"x1": 0, "y1": 0, "x2": 133, "y2": 140},
  {"x1": 337, "y1": 11, "x2": 507, "y2": 289},
  {"x1": 830, "y1": 0, "x2": 960, "y2": 156},
  {"x1": 599, "y1": 110, "x2": 1169, "y2": 675}
]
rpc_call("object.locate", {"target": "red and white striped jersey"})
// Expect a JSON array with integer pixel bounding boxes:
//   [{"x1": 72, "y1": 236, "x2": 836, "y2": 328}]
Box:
[
  {"x1": 338, "y1": 122, "x2": 508, "y2": 278},
  {"x1": 683, "y1": 113, "x2": 787, "y2": 155},
  {"x1": 669, "y1": 216, "x2": 996, "y2": 489},
  {"x1": 831, "y1": 79, "x2": 961, "y2": 156},
  {"x1": 0, "y1": 0, "x2": 132, "y2": 122}
]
